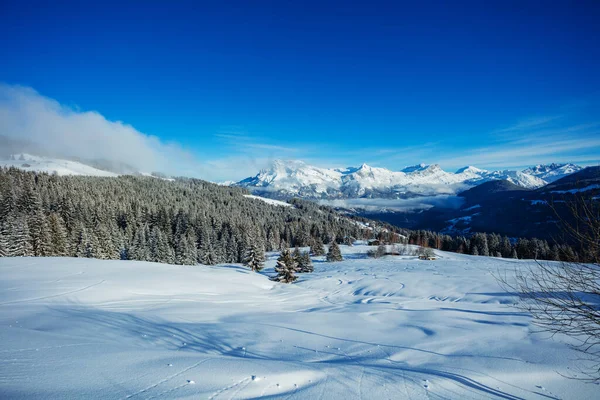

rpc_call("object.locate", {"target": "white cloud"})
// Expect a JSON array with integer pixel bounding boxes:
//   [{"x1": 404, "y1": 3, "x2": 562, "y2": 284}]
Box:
[
  {"x1": 0, "y1": 83, "x2": 207, "y2": 177},
  {"x1": 319, "y1": 196, "x2": 465, "y2": 212}
]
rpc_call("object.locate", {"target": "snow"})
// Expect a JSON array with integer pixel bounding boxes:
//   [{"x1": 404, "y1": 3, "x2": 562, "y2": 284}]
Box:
[
  {"x1": 529, "y1": 200, "x2": 548, "y2": 205},
  {"x1": 236, "y1": 159, "x2": 552, "y2": 201},
  {"x1": 0, "y1": 154, "x2": 118, "y2": 177},
  {"x1": 523, "y1": 163, "x2": 583, "y2": 183},
  {"x1": 243, "y1": 194, "x2": 292, "y2": 207},
  {"x1": 551, "y1": 184, "x2": 600, "y2": 194},
  {"x1": 1, "y1": 248, "x2": 596, "y2": 399}
]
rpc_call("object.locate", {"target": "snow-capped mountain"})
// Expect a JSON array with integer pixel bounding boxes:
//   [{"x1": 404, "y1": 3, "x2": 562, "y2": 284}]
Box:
[
  {"x1": 522, "y1": 163, "x2": 583, "y2": 183},
  {"x1": 0, "y1": 153, "x2": 119, "y2": 177},
  {"x1": 235, "y1": 160, "x2": 570, "y2": 200}
]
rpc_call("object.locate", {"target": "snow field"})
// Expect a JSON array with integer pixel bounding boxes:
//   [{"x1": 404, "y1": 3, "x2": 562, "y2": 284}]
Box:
[{"x1": 0, "y1": 245, "x2": 597, "y2": 399}]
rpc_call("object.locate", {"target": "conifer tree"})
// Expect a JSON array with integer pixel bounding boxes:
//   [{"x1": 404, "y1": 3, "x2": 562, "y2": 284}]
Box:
[
  {"x1": 9, "y1": 215, "x2": 33, "y2": 257},
  {"x1": 292, "y1": 246, "x2": 301, "y2": 263},
  {"x1": 310, "y1": 237, "x2": 326, "y2": 256},
  {"x1": 297, "y1": 251, "x2": 313, "y2": 273},
  {"x1": 243, "y1": 242, "x2": 265, "y2": 272},
  {"x1": 29, "y1": 210, "x2": 52, "y2": 257},
  {"x1": 0, "y1": 221, "x2": 9, "y2": 257},
  {"x1": 48, "y1": 213, "x2": 68, "y2": 256},
  {"x1": 326, "y1": 240, "x2": 343, "y2": 262},
  {"x1": 176, "y1": 230, "x2": 198, "y2": 265},
  {"x1": 273, "y1": 248, "x2": 298, "y2": 283}
]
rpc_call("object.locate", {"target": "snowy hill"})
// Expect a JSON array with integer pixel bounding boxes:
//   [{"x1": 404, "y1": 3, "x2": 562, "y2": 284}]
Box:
[
  {"x1": 0, "y1": 153, "x2": 119, "y2": 177},
  {"x1": 236, "y1": 159, "x2": 552, "y2": 200},
  {"x1": 0, "y1": 248, "x2": 596, "y2": 399},
  {"x1": 522, "y1": 163, "x2": 584, "y2": 183}
]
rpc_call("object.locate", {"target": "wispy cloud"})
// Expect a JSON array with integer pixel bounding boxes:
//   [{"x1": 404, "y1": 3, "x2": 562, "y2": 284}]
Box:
[
  {"x1": 437, "y1": 117, "x2": 600, "y2": 169},
  {"x1": 492, "y1": 115, "x2": 563, "y2": 135}
]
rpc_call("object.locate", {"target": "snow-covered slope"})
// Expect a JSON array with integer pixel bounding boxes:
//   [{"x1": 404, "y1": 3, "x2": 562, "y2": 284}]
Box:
[
  {"x1": 0, "y1": 153, "x2": 118, "y2": 177},
  {"x1": 243, "y1": 194, "x2": 292, "y2": 207},
  {"x1": 236, "y1": 160, "x2": 551, "y2": 199},
  {"x1": 0, "y1": 248, "x2": 596, "y2": 399},
  {"x1": 522, "y1": 163, "x2": 584, "y2": 183}
]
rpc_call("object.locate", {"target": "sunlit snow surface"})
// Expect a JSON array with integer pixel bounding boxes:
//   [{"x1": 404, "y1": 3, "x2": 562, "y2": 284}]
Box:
[
  {"x1": 0, "y1": 154, "x2": 119, "y2": 177},
  {"x1": 0, "y1": 246, "x2": 596, "y2": 399}
]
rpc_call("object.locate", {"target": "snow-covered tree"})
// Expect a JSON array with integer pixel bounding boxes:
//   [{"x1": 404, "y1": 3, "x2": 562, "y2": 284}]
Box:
[
  {"x1": 48, "y1": 213, "x2": 67, "y2": 256},
  {"x1": 310, "y1": 237, "x2": 326, "y2": 256},
  {"x1": 243, "y1": 242, "x2": 265, "y2": 272},
  {"x1": 297, "y1": 251, "x2": 313, "y2": 273},
  {"x1": 326, "y1": 240, "x2": 343, "y2": 262},
  {"x1": 273, "y1": 248, "x2": 298, "y2": 283}
]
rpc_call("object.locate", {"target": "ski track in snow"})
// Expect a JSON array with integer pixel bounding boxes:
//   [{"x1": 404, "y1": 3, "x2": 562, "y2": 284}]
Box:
[
  {"x1": 123, "y1": 358, "x2": 213, "y2": 399},
  {"x1": 0, "y1": 247, "x2": 595, "y2": 399},
  {"x1": 0, "y1": 279, "x2": 105, "y2": 306}
]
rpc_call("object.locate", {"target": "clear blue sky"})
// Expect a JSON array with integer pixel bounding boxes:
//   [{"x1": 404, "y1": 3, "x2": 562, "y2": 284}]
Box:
[{"x1": 1, "y1": 0, "x2": 599, "y2": 180}]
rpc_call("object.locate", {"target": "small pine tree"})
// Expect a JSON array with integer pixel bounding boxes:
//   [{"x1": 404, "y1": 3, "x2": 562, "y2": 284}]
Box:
[
  {"x1": 297, "y1": 251, "x2": 313, "y2": 273},
  {"x1": 273, "y1": 248, "x2": 298, "y2": 283},
  {"x1": 244, "y1": 242, "x2": 265, "y2": 272},
  {"x1": 292, "y1": 246, "x2": 301, "y2": 263},
  {"x1": 326, "y1": 241, "x2": 343, "y2": 262},
  {"x1": 310, "y1": 237, "x2": 326, "y2": 256}
]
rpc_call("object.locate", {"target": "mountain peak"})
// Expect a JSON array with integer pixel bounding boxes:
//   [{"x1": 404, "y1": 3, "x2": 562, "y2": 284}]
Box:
[
  {"x1": 401, "y1": 163, "x2": 429, "y2": 173},
  {"x1": 456, "y1": 165, "x2": 486, "y2": 174},
  {"x1": 522, "y1": 163, "x2": 583, "y2": 183}
]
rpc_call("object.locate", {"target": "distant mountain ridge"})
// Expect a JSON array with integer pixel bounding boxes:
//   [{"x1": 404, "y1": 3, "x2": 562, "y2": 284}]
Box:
[
  {"x1": 522, "y1": 163, "x2": 583, "y2": 182},
  {"x1": 235, "y1": 159, "x2": 580, "y2": 200},
  {"x1": 367, "y1": 166, "x2": 600, "y2": 241}
]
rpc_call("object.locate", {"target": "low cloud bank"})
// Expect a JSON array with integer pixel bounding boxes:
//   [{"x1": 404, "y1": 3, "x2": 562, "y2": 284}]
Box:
[{"x1": 319, "y1": 195, "x2": 465, "y2": 212}]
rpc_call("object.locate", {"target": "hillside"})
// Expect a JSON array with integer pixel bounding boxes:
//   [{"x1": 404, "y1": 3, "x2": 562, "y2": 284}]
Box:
[
  {"x1": 378, "y1": 166, "x2": 600, "y2": 240},
  {"x1": 0, "y1": 153, "x2": 119, "y2": 177},
  {"x1": 0, "y1": 168, "x2": 384, "y2": 265},
  {"x1": 1, "y1": 246, "x2": 596, "y2": 399}
]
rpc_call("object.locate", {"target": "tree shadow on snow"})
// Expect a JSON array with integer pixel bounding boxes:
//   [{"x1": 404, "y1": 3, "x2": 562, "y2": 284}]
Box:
[{"x1": 45, "y1": 305, "x2": 269, "y2": 360}]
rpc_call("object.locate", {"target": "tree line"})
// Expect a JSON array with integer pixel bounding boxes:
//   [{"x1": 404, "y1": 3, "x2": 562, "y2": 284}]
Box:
[
  {"x1": 0, "y1": 168, "x2": 375, "y2": 265},
  {"x1": 406, "y1": 230, "x2": 585, "y2": 262}
]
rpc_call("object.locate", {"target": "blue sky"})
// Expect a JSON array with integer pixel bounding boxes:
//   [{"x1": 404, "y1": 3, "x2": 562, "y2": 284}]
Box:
[{"x1": 1, "y1": 0, "x2": 599, "y2": 180}]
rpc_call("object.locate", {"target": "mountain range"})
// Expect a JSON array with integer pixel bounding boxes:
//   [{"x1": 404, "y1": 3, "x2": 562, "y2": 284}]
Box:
[
  {"x1": 363, "y1": 166, "x2": 600, "y2": 241},
  {"x1": 235, "y1": 159, "x2": 583, "y2": 200}
]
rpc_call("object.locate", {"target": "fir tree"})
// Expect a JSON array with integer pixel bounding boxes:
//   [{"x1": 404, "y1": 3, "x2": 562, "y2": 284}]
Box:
[
  {"x1": 310, "y1": 237, "x2": 326, "y2": 256},
  {"x1": 292, "y1": 246, "x2": 301, "y2": 263},
  {"x1": 176, "y1": 230, "x2": 198, "y2": 265},
  {"x1": 326, "y1": 240, "x2": 343, "y2": 262},
  {"x1": 297, "y1": 251, "x2": 313, "y2": 273},
  {"x1": 48, "y1": 213, "x2": 68, "y2": 256},
  {"x1": 243, "y1": 242, "x2": 265, "y2": 272},
  {"x1": 273, "y1": 248, "x2": 298, "y2": 283},
  {"x1": 8, "y1": 215, "x2": 33, "y2": 257}
]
